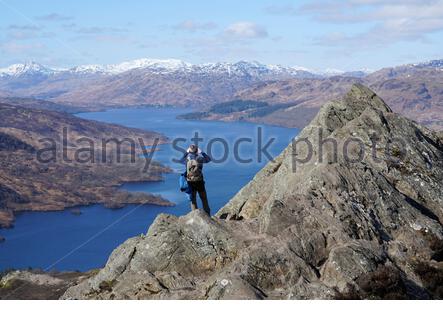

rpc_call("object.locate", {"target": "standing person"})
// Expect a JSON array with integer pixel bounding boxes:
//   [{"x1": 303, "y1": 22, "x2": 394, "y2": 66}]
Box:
[{"x1": 180, "y1": 144, "x2": 211, "y2": 214}]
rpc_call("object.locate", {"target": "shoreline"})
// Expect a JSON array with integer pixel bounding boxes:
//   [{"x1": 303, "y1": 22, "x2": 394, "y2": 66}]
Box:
[
  {"x1": 0, "y1": 168, "x2": 175, "y2": 230},
  {"x1": 0, "y1": 102, "x2": 175, "y2": 230}
]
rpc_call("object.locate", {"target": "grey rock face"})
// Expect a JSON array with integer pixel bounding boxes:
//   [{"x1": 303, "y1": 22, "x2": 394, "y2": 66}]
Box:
[{"x1": 62, "y1": 84, "x2": 443, "y2": 299}]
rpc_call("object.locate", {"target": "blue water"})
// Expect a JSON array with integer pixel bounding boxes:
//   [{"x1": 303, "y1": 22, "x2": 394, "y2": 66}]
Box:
[{"x1": 0, "y1": 107, "x2": 298, "y2": 272}]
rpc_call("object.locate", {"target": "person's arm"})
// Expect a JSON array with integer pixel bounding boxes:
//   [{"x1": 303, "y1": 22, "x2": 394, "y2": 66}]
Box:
[
  {"x1": 199, "y1": 152, "x2": 211, "y2": 163},
  {"x1": 178, "y1": 152, "x2": 188, "y2": 164}
]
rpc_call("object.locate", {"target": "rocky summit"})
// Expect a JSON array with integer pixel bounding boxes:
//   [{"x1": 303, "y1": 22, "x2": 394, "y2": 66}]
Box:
[{"x1": 61, "y1": 84, "x2": 443, "y2": 300}]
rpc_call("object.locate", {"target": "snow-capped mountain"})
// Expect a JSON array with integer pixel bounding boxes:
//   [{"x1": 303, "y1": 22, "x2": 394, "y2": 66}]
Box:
[
  {"x1": 67, "y1": 59, "x2": 318, "y2": 78},
  {"x1": 316, "y1": 67, "x2": 373, "y2": 78},
  {"x1": 0, "y1": 62, "x2": 56, "y2": 77},
  {"x1": 0, "y1": 58, "x2": 401, "y2": 80},
  {"x1": 320, "y1": 68, "x2": 345, "y2": 76},
  {"x1": 413, "y1": 59, "x2": 443, "y2": 70},
  {"x1": 192, "y1": 60, "x2": 317, "y2": 78},
  {"x1": 0, "y1": 59, "x2": 338, "y2": 78},
  {"x1": 1, "y1": 58, "x2": 442, "y2": 131},
  {"x1": 69, "y1": 58, "x2": 193, "y2": 75},
  {"x1": 0, "y1": 59, "x2": 194, "y2": 77},
  {"x1": 365, "y1": 59, "x2": 443, "y2": 81}
]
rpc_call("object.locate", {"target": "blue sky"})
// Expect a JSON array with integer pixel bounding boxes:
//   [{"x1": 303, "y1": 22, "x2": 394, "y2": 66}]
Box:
[{"x1": 1, "y1": 0, "x2": 442, "y2": 70}]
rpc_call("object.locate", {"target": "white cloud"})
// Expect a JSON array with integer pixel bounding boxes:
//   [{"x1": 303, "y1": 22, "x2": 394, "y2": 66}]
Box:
[
  {"x1": 8, "y1": 24, "x2": 41, "y2": 31},
  {"x1": 264, "y1": 4, "x2": 298, "y2": 15},
  {"x1": 174, "y1": 21, "x2": 270, "y2": 61},
  {"x1": 182, "y1": 36, "x2": 260, "y2": 61},
  {"x1": 224, "y1": 22, "x2": 268, "y2": 39},
  {"x1": 35, "y1": 13, "x2": 74, "y2": 21},
  {"x1": 6, "y1": 24, "x2": 53, "y2": 41},
  {"x1": 0, "y1": 42, "x2": 45, "y2": 54},
  {"x1": 302, "y1": 0, "x2": 443, "y2": 47},
  {"x1": 75, "y1": 26, "x2": 129, "y2": 34},
  {"x1": 173, "y1": 20, "x2": 217, "y2": 32}
]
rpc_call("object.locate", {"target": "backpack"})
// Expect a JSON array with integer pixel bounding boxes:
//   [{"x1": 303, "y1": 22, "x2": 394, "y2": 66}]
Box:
[{"x1": 186, "y1": 158, "x2": 203, "y2": 182}]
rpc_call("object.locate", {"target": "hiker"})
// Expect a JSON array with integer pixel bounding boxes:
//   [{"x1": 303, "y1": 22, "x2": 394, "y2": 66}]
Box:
[{"x1": 179, "y1": 144, "x2": 212, "y2": 214}]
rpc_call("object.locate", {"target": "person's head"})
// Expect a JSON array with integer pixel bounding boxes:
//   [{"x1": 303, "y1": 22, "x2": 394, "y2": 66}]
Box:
[{"x1": 187, "y1": 144, "x2": 198, "y2": 154}]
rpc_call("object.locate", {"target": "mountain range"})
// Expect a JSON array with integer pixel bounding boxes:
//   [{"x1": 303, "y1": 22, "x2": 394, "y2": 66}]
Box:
[
  {"x1": 0, "y1": 59, "x2": 366, "y2": 78},
  {"x1": 0, "y1": 59, "x2": 368, "y2": 108},
  {"x1": 181, "y1": 60, "x2": 443, "y2": 130},
  {"x1": 0, "y1": 58, "x2": 442, "y2": 130}
]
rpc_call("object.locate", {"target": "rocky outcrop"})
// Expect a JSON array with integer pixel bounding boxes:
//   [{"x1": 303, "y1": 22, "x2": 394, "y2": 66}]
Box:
[{"x1": 62, "y1": 84, "x2": 443, "y2": 299}]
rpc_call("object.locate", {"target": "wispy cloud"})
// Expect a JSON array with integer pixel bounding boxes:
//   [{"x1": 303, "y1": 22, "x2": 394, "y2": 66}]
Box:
[
  {"x1": 264, "y1": 4, "x2": 298, "y2": 15},
  {"x1": 182, "y1": 36, "x2": 260, "y2": 61},
  {"x1": 94, "y1": 34, "x2": 132, "y2": 43},
  {"x1": 8, "y1": 24, "x2": 41, "y2": 31},
  {"x1": 178, "y1": 21, "x2": 270, "y2": 61},
  {"x1": 6, "y1": 24, "x2": 54, "y2": 41},
  {"x1": 224, "y1": 22, "x2": 268, "y2": 39},
  {"x1": 0, "y1": 42, "x2": 45, "y2": 54},
  {"x1": 61, "y1": 23, "x2": 77, "y2": 30},
  {"x1": 35, "y1": 13, "x2": 74, "y2": 21},
  {"x1": 302, "y1": 0, "x2": 443, "y2": 47},
  {"x1": 173, "y1": 20, "x2": 217, "y2": 32},
  {"x1": 75, "y1": 26, "x2": 129, "y2": 34}
]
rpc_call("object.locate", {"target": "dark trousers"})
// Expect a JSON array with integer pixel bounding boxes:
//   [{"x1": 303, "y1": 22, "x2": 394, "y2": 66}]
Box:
[{"x1": 188, "y1": 180, "x2": 211, "y2": 214}]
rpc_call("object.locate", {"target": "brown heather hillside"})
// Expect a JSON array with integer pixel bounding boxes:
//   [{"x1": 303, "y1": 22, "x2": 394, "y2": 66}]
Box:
[
  {"x1": 0, "y1": 103, "x2": 171, "y2": 229},
  {"x1": 179, "y1": 63, "x2": 443, "y2": 130},
  {"x1": 185, "y1": 73, "x2": 443, "y2": 131}
]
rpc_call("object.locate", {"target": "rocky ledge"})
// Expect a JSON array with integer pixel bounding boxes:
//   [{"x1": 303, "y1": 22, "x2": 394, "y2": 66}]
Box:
[{"x1": 58, "y1": 84, "x2": 443, "y2": 299}]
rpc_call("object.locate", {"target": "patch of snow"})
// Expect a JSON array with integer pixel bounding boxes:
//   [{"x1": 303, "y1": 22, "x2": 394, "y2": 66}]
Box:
[
  {"x1": 321, "y1": 68, "x2": 345, "y2": 76},
  {"x1": 0, "y1": 61, "x2": 56, "y2": 77},
  {"x1": 70, "y1": 58, "x2": 193, "y2": 75},
  {"x1": 5, "y1": 57, "x2": 428, "y2": 80}
]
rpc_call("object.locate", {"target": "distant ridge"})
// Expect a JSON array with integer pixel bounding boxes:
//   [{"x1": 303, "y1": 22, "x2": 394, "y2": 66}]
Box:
[
  {"x1": 0, "y1": 58, "x2": 371, "y2": 78},
  {"x1": 0, "y1": 58, "x2": 442, "y2": 130},
  {"x1": 2, "y1": 58, "x2": 441, "y2": 78},
  {"x1": 0, "y1": 61, "x2": 56, "y2": 77}
]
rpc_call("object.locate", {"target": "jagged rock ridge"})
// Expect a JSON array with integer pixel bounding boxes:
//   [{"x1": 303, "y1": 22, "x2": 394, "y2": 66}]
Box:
[{"x1": 62, "y1": 84, "x2": 443, "y2": 299}]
